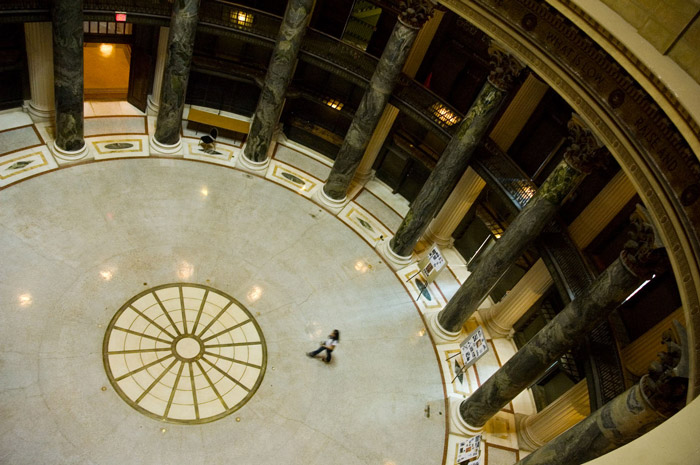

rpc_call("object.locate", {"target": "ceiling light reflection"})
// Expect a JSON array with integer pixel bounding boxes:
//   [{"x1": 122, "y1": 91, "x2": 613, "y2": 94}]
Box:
[
  {"x1": 247, "y1": 286, "x2": 263, "y2": 302},
  {"x1": 201, "y1": 187, "x2": 209, "y2": 197},
  {"x1": 177, "y1": 261, "x2": 194, "y2": 280},
  {"x1": 19, "y1": 293, "x2": 33, "y2": 307},
  {"x1": 100, "y1": 270, "x2": 113, "y2": 281}
]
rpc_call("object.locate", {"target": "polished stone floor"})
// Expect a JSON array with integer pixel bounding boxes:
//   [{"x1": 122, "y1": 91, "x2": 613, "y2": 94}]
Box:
[{"x1": 0, "y1": 103, "x2": 533, "y2": 465}]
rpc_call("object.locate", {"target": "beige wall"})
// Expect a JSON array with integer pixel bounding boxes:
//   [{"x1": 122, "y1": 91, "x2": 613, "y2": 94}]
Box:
[{"x1": 600, "y1": 0, "x2": 700, "y2": 82}]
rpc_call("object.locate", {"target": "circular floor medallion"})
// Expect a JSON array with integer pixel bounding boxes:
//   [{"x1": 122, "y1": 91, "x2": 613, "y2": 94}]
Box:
[{"x1": 103, "y1": 283, "x2": 267, "y2": 424}]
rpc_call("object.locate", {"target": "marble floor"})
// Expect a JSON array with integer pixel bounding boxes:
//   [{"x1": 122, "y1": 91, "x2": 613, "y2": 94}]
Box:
[{"x1": 0, "y1": 102, "x2": 534, "y2": 465}]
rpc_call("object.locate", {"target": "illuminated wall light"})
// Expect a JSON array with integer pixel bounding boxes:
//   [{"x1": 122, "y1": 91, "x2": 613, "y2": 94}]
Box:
[
  {"x1": 323, "y1": 98, "x2": 344, "y2": 111},
  {"x1": 99, "y1": 43, "x2": 114, "y2": 57},
  {"x1": 430, "y1": 102, "x2": 461, "y2": 127},
  {"x1": 230, "y1": 10, "x2": 254, "y2": 27}
]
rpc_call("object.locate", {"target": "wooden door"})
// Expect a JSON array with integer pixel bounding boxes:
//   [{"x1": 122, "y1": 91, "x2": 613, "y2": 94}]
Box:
[{"x1": 127, "y1": 24, "x2": 157, "y2": 112}]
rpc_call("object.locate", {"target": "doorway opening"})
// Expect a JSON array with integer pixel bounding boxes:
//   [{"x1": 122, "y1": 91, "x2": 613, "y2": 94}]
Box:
[{"x1": 83, "y1": 21, "x2": 133, "y2": 100}]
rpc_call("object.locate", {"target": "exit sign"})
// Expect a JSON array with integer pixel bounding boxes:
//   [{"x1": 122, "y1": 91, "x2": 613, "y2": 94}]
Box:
[{"x1": 115, "y1": 12, "x2": 127, "y2": 22}]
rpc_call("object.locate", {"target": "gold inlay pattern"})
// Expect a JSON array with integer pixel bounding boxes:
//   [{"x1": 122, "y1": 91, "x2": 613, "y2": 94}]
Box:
[{"x1": 103, "y1": 283, "x2": 267, "y2": 424}]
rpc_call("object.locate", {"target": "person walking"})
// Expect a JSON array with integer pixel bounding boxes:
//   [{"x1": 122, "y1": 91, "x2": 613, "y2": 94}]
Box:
[{"x1": 307, "y1": 330, "x2": 340, "y2": 363}]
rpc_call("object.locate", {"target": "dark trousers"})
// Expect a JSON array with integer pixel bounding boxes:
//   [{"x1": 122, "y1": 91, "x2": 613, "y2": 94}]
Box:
[{"x1": 309, "y1": 346, "x2": 333, "y2": 362}]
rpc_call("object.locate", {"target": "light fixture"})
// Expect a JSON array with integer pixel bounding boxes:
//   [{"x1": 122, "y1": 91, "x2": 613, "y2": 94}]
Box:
[
  {"x1": 430, "y1": 102, "x2": 461, "y2": 127},
  {"x1": 99, "y1": 43, "x2": 114, "y2": 57},
  {"x1": 230, "y1": 10, "x2": 253, "y2": 27},
  {"x1": 322, "y1": 97, "x2": 344, "y2": 111}
]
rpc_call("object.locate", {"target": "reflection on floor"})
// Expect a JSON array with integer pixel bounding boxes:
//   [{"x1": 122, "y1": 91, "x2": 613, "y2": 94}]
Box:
[{"x1": 0, "y1": 102, "x2": 535, "y2": 465}]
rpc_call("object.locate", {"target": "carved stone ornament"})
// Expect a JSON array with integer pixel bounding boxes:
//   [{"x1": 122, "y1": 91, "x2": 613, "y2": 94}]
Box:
[
  {"x1": 398, "y1": 0, "x2": 437, "y2": 29},
  {"x1": 562, "y1": 114, "x2": 606, "y2": 174},
  {"x1": 620, "y1": 205, "x2": 669, "y2": 279},
  {"x1": 641, "y1": 322, "x2": 688, "y2": 417},
  {"x1": 486, "y1": 45, "x2": 524, "y2": 91}
]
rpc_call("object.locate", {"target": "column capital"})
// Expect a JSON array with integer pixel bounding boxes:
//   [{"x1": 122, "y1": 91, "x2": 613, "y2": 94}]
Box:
[
  {"x1": 620, "y1": 205, "x2": 668, "y2": 279},
  {"x1": 487, "y1": 45, "x2": 525, "y2": 91},
  {"x1": 398, "y1": 0, "x2": 437, "y2": 29},
  {"x1": 640, "y1": 323, "x2": 687, "y2": 417},
  {"x1": 562, "y1": 114, "x2": 606, "y2": 174}
]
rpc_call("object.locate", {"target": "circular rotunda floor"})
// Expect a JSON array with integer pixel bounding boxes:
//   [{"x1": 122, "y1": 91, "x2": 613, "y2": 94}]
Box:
[{"x1": 0, "y1": 159, "x2": 445, "y2": 465}]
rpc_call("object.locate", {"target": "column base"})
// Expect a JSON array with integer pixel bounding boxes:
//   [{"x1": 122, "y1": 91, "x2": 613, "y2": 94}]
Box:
[
  {"x1": 427, "y1": 311, "x2": 462, "y2": 343},
  {"x1": 146, "y1": 95, "x2": 159, "y2": 116},
  {"x1": 25, "y1": 101, "x2": 54, "y2": 123},
  {"x1": 376, "y1": 237, "x2": 413, "y2": 270},
  {"x1": 150, "y1": 135, "x2": 182, "y2": 155},
  {"x1": 450, "y1": 398, "x2": 484, "y2": 436},
  {"x1": 51, "y1": 140, "x2": 89, "y2": 162},
  {"x1": 313, "y1": 186, "x2": 349, "y2": 214},
  {"x1": 479, "y1": 307, "x2": 513, "y2": 339},
  {"x1": 515, "y1": 413, "x2": 541, "y2": 451},
  {"x1": 423, "y1": 225, "x2": 454, "y2": 248},
  {"x1": 237, "y1": 151, "x2": 270, "y2": 175}
]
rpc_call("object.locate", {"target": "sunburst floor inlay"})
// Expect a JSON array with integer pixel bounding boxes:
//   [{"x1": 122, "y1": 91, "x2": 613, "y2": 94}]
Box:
[{"x1": 103, "y1": 283, "x2": 267, "y2": 424}]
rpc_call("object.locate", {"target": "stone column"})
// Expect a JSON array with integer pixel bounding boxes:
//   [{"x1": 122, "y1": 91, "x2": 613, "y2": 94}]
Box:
[
  {"x1": 421, "y1": 73, "x2": 545, "y2": 246},
  {"x1": 517, "y1": 380, "x2": 590, "y2": 451},
  {"x1": 240, "y1": 0, "x2": 314, "y2": 171},
  {"x1": 482, "y1": 170, "x2": 636, "y2": 338},
  {"x1": 435, "y1": 115, "x2": 603, "y2": 336},
  {"x1": 568, "y1": 169, "x2": 636, "y2": 248},
  {"x1": 52, "y1": 0, "x2": 87, "y2": 160},
  {"x1": 24, "y1": 22, "x2": 55, "y2": 122},
  {"x1": 455, "y1": 208, "x2": 668, "y2": 431},
  {"x1": 424, "y1": 167, "x2": 485, "y2": 247},
  {"x1": 482, "y1": 258, "x2": 552, "y2": 337},
  {"x1": 515, "y1": 331, "x2": 686, "y2": 465},
  {"x1": 151, "y1": 0, "x2": 200, "y2": 155},
  {"x1": 353, "y1": 7, "x2": 444, "y2": 185},
  {"x1": 319, "y1": 1, "x2": 435, "y2": 207},
  {"x1": 384, "y1": 47, "x2": 524, "y2": 266},
  {"x1": 147, "y1": 27, "x2": 170, "y2": 115}
]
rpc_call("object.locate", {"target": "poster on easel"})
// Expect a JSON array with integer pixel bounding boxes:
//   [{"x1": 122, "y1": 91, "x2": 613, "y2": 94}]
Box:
[
  {"x1": 460, "y1": 326, "x2": 489, "y2": 368},
  {"x1": 417, "y1": 244, "x2": 446, "y2": 284},
  {"x1": 456, "y1": 434, "x2": 481, "y2": 463}
]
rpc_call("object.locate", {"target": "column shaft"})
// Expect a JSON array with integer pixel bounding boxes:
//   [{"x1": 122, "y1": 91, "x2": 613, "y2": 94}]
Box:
[
  {"x1": 389, "y1": 48, "x2": 523, "y2": 258},
  {"x1": 516, "y1": 383, "x2": 663, "y2": 465},
  {"x1": 460, "y1": 257, "x2": 642, "y2": 427},
  {"x1": 568, "y1": 170, "x2": 636, "y2": 248},
  {"x1": 424, "y1": 167, "x2": 485, "y2": 247},
  {"x1": 483, "y1": 258, "x2": 552, "y2": 337},
  {"x1": 489, "y1": 74, "x2": 548, "y2": 152},
  {"x1": 53, "y1": 0, "x2": 84, "y2": 152},
  {"x1": 147, "y1": 27, "x2": 170, "y2": 115},
  {"x1": 24, "y1": 22, "x2": 55, "y2": 121},
  {"x1": 353, "y1": 104, "x2": 399, "y2": 183},
  {"x1": 402, "y1": 9, "x2": 444, "y2": 79},
  {"x1": 243, "y1": 0, "x2": 314, "y2": 163},
  {"x1": 323, "y1": 20, "x2": 418, "y2": 200},
  {"x1": 438, "y1": 157, "x2": 586, "y2": 332},
  {"x1": 484, "y1": 170, "x2": 635, "y2": 338},
  {"x1": 153, "y1": 0, "x2": 200, "y2": 147},
  {"x1": 518, "y1": 380, "x2": 590, "y2": 450}
]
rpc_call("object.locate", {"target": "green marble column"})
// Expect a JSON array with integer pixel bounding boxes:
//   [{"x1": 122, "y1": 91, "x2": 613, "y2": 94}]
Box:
[
  {"x1": 52, "y1": 0, "x2": 84, "y2": 153},
  {"x1": 437, "y1": 115, "x2": 604, "y2": 333},
  {"x1": 389, "y1": 48, "x2": 523, "y2": 257},
  {"x1": 458, "y1": 209, "x2": 669, "y2": 429},
  {"x1": 153, "y1": 0, "x2": 200, "y2": 149},
  {"x1": 516, "y1": 331, "x2": 686, "y2": 465},
  {"x1": 322, "y1": 1, "x2": 436, "y2": 201},
  {"x1": 242, "y1": 0, "x2": 314, "y2": 165}
]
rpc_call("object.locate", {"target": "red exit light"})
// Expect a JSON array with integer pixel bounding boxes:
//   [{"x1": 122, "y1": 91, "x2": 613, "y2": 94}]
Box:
[{"x1": 115, "y1": 12, "x2": 127, "y2": 22}]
